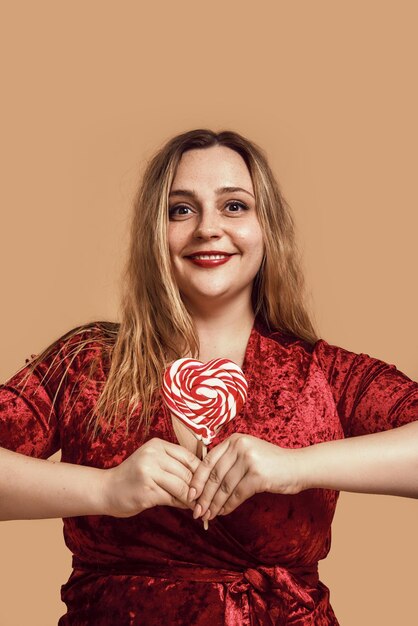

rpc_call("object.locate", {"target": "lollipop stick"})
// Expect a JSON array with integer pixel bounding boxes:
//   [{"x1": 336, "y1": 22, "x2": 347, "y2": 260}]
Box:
[{"x1": 196, "y1": 441, "x2": 209, "y2": 530}]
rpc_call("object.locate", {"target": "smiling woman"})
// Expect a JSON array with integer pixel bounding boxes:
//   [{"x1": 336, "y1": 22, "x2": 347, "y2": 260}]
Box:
[
  {"x1": 167, "y1": 146, "x2": 265, "y2": 326},
  {"x1": 0, "y1": 128, "x2": 417, "y2": 626}
]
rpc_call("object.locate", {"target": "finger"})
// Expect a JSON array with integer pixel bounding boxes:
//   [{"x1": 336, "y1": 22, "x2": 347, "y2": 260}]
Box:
[
  {"x1": 187, "y1": 439, "x2": 232, "y2": 503},
  {"x1": 150, "y1": 480, "x2": 190, "y2": 509},
  {"x1": 159, "y1": 456, "x2": 194, "y2": 491},
  {"x1": 153, "y1": 471, "x2": 192, "y2": 509},
  {"x1": 201, "y1": 461, "x2": 247, "y2": 520},
  {"x1": 215, "y1": 472, "x2": 256, "y2": 517},
  {"x1": 193, "y1": 448, "x2": 239, "y2": 519},
  {"x1": 162, "y1": 441, "x2": 201, "y2": 473}
]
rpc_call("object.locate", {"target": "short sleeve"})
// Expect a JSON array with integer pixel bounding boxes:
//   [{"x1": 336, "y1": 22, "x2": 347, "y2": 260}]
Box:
[
  {"x1": 0, "y1": 326, "x2": 96, "y2": 459},
  {"x1": 314, "y1": 339, "x2": 418, "y2": 438}
]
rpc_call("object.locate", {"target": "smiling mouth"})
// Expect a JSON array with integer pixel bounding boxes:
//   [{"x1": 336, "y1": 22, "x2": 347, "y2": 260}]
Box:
[
  {"x1": 185, "y1": 254, "x2": 235, "y2": 268},
  {"x1": 188, "y1": 254, "x2": 232, "y2": 260}
]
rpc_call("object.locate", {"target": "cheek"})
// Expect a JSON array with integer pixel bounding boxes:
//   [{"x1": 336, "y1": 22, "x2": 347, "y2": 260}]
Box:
[
  {"x1": 234, "y1": 224, "x2": 256, "y2": 242},
  {"x1": 167, "y1": 227, "x2": 174, "y2": 253},
  {"x1": 235, "y1": 225, "x2": 265, "y2": 256},
  {"x1": 167, "y1": 226, "x2": 183, "y2": 257},
  {"x1": 250, "y1": 236, "x2": 265, "y2": 271}
]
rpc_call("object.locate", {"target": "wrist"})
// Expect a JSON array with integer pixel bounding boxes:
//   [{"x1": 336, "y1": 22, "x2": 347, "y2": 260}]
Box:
[
  {"x1": 86, "y1": 467, "x2": 111, "y2": 515},
  {"x1": 268, "y1": 446, "x2": 310, "y2": 496},
  {"x1": 101, "y1": 466, "x2": 147, "y2": 518},
  {"x1": 100, "y1": 467, "x2": 119, "y2": 516},
  {"x1": 287, "y1": 447, "x2": 310, "y2": 494},
  {"x1": 292, "y1": 446, "x2": 313, "y2": 493}
]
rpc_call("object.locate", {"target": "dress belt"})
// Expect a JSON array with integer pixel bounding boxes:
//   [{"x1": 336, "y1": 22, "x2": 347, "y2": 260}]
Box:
[{"x1": 72, "y1": 556, "x2": 319, "y2": 626}]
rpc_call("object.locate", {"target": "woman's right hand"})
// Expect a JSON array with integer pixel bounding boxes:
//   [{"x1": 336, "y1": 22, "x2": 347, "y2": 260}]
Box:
[{"x1": 103, "y1": 437, "x2": 201, "y2": 518}]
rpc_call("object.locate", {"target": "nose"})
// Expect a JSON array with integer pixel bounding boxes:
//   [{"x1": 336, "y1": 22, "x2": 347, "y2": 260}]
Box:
[{"x1": 193, "y1": 210, "x2": 223, "y2": 240}]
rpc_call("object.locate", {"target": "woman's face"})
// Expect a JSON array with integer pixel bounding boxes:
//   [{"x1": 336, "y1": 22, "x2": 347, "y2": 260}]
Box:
[{"x1": 168, "y1": 145, "x2": 265, "y2": 313}]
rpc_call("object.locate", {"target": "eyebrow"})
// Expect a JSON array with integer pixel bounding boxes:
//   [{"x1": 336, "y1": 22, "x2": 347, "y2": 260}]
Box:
[{"x1": 169, "y1": 186, "x2": 255, "y2": 199}]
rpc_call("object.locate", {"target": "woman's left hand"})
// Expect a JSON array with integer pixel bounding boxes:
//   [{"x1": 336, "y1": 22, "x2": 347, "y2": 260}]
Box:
[{"x1": 187, "y1": 433, "x2": 303, "y2": 523}]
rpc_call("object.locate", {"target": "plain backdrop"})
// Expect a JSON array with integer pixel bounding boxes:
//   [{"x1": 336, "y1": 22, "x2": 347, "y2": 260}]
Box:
[{"x1": 1, "y1": 1, "x2": 417, "y2": 624}]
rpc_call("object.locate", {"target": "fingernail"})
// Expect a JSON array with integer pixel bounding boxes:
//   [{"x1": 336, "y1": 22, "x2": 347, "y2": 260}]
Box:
[
  {"x1": 203, "y1": 509, "x2": 211, "y2": 522},
  {"x1": 188, "y1": 487, "x2": 196, "y2": 502},
  {"x1": 193, "y1": 503, "x2": 202, "y2": 519}
]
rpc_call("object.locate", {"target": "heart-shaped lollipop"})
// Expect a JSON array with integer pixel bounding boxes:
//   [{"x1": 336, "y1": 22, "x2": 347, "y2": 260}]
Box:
[{"x1": 162, "y1": 357, "x2": 248, "y2": 446}]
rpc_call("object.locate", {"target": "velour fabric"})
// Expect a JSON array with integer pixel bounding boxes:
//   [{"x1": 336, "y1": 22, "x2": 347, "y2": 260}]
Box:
[{"x1": 1, "y1": 317, "x2": 417, "y2": 625}]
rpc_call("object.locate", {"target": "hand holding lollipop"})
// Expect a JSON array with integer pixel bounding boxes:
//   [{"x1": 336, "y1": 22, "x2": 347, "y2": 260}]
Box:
[{"x1": 162, "y1": 357, "x2": 248, "y2": 529}]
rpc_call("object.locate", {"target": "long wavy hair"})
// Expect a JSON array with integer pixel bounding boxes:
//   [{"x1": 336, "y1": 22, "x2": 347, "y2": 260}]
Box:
[{"x1": 15, "y1": 128, "x2": 319, "y2": 438}]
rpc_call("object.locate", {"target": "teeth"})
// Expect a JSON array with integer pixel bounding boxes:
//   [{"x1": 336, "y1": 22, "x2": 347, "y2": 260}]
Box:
[{"x1": 191, "y1": 254, "x2": 228, "y2": 260}]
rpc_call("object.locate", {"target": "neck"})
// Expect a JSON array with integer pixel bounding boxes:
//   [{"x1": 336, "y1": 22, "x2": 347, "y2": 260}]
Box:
[{"x1": 184, "y1": 298, "x2": 256, "y2": 365}]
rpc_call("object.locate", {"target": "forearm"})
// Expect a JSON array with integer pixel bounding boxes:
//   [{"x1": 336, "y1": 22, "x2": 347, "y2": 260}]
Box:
[
  {"x1": 295, "y1": 421, "x2": 418, "y2": 498},
  {"x1": 0, "y1": 446, "x2": 108, "y2": 521}
]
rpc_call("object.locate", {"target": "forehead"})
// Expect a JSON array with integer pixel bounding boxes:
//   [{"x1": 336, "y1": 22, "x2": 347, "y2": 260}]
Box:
[{"x1": 171, "y1": 145, "x2": 253, "y2": 191}]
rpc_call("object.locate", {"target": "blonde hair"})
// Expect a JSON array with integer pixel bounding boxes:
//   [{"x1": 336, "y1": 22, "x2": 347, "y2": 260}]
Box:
[{"x1": 16, "y1": 129, "x2": 319, "y2": 438}]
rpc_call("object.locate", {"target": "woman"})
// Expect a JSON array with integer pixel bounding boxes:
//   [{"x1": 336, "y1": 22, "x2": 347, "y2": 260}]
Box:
[{"x1": 0, "y1": 129, "x2": 417, "y2": 625}]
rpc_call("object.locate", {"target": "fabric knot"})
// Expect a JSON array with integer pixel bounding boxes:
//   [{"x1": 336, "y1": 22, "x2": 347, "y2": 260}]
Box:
[
  {"x1": 226, "y1": 566, "x2": 290, "y2": 626},
  {"x1": 243, "y1": 567, "x2": 271, "y2": 592},
  {"x1": 228, "y1": 578, "x2": 252, "y2": 596},
  {"x1": 225, "y1": 564, "x2": 318, "y2": 626}
]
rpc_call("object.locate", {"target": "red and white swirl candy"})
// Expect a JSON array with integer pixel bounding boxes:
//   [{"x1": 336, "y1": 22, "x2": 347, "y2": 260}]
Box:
[{"x1": 162, "y1": 357, "x2": 248, "y2": 445}]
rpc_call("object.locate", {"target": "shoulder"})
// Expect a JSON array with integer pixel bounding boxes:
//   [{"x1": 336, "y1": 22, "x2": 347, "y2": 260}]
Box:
[
  {"x1": 54, "y1": 320, "x2": 119, "y2": 346},
  {"x1": 41, "y1": 320, "x2": 120, "y2": 375},
  {"x1": 260, "y1": 328, "x2": 376, "y2": 372},
  {"x1": 309, "y1": 337, "x2": 416, "y2": 401},
  {"x1": 255, "y1": 319, "x2": 373, "y2": 379},
  {"x1": 7, "y1": 320, "x2": 120, "y2": 389},
  {"x1": 35, "y1": 320, "x2": 118, "y2": 362},
  {"x1": 54, "y1": 320, "x2": 119, "y2": 355},
  {"x1": 311, "y1": 337, "x2": 387, "y2": 381}
]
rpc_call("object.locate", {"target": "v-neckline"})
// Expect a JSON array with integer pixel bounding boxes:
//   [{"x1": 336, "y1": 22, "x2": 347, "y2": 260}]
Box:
[{"x1": 161, "y1": 315, "x2": 261, "y2": 449}]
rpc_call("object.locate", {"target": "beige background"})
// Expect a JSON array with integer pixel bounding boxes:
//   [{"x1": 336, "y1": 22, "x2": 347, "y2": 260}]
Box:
[{"x1": 1, "y1": 1, "x2": 417, "y2": 624}]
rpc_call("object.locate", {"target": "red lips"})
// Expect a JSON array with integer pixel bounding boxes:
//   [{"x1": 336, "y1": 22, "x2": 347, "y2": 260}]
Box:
[{"x1": 185, "y1": 250, "x2": 236, "y2": 268}]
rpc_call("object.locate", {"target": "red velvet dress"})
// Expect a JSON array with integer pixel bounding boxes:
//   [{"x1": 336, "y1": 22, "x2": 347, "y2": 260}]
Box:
[{"x1": 1, "y1": 317, "x2": 417, "y2": 625}]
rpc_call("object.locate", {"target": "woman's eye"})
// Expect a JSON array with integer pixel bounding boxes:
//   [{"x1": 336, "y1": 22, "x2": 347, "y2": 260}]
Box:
[
  {"x1": 168, "y1": 205, "x2": 193, "y2": 219},
  {"x1": 225, "y1": 201, "x2": 248, "y2": 213}
]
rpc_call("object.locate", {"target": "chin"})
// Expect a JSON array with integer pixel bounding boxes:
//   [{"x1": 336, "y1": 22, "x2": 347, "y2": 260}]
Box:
[
  {"x1": 182, "y1": 286, "x2": 252, "y2": 310},
  {"x1": 187, "y1": 290, "x2": 230, "y2": 302}
]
